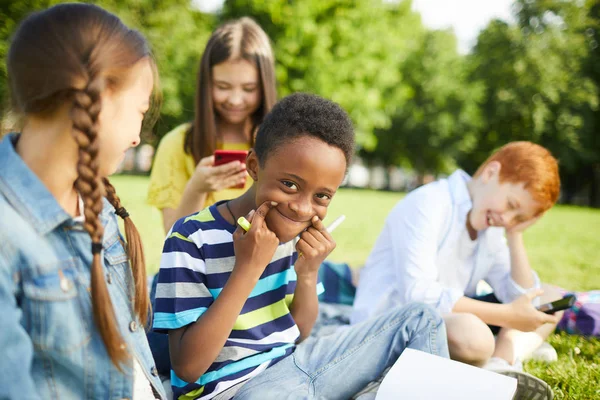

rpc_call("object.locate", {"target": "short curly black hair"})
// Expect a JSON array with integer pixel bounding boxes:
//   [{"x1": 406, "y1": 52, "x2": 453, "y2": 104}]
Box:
[{"x1": 254, "y1": 93, "x2": 355, "y2": 168}]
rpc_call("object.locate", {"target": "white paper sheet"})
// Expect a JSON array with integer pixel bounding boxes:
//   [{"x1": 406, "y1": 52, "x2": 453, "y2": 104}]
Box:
[{"x1": 375, "y1": 349, "x2": 517, "y2": 400}]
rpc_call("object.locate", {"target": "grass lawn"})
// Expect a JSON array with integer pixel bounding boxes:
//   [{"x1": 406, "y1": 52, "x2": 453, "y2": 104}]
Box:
[{"x1": 112, "y1": 174, "x2": 600, "y2": 398}]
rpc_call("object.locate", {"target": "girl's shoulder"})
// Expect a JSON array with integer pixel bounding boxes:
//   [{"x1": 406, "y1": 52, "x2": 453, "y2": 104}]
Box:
[{"x1": 156, "y1": 123, "x2": 192, "y2": 152}]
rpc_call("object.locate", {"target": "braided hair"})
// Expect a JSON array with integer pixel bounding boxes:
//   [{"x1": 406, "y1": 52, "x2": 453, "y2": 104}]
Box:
[{"x1": 8, "y1": 3, "x2": 153, "y2": 368}]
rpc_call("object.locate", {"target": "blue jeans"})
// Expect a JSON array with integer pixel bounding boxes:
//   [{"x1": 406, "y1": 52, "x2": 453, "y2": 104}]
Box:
[{"x1": 234, "y1": 302, "x2": 449, "y2": 399}]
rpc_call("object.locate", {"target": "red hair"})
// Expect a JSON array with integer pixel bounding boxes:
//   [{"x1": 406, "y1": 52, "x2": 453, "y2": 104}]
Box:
[{"x1": 474, "y1": 141, "x2": 560, "y2": 214}]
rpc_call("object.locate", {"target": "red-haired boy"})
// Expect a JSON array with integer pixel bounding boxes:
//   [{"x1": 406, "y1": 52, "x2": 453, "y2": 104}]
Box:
[{"x1": 352, "y1": 142, "x2": 562, "y2": 399}]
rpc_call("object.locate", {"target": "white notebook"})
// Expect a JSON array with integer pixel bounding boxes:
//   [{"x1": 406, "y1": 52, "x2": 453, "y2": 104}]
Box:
[{"x1": 376, "y1": 349, "x2": 517, "y2": 400}]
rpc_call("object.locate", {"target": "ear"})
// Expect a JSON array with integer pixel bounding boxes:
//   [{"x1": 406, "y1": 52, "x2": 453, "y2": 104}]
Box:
[
  {"x1": 246, "y1": 149, "x2": 259, "y2": 182},
  {"x1": 481, "y1": 161, "x2": 501, "y2": 183}
]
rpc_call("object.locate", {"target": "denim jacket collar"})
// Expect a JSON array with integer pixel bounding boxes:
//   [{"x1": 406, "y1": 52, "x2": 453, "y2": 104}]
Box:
[{"x1": 0, "y1": 133, "x2": 112, "y2": 235}]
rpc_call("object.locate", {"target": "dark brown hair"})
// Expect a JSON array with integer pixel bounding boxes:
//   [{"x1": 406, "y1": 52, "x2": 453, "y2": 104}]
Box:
[
  {"x1": 185, "y1": 17, "x2": 277, "y2": 163},
  {"x1": 8, "y1": 3, "x2": 152, "y2": 368}
]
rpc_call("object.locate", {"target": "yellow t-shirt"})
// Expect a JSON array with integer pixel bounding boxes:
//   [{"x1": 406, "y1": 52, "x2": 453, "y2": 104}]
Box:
[{"x1": 147, "y1": 123, "x2": 252, "y2": 210}]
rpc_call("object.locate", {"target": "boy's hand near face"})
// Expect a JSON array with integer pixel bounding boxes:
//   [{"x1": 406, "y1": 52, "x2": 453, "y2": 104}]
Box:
[
  {"x1": 506, "y1": 214, "x2": 542, "y2": 236},
  {"x1": 295, "y1": 216, "x2": 337, "y2": 278},
  {"x1": 505, "y1": 214, "x2": 544, "y2": 290},
  {"x1": 290, "y1": 216, "x2": 335, "y2": 341},
  {"x1": 170, "y1": 201, "x2": 280, "y2": 384},
  {"x1": 232, "y1": 201, "x2": 280, "y2": 280}
]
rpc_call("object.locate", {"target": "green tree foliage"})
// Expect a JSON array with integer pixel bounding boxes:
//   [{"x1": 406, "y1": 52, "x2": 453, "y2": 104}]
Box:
[
  {"x1": 0, "y1": 0, "x2": 64, "y2": 110},
  {"x1": 1, "y1": 0, "x2": 213, "y2": 142},
  {"x1": 365, "y1": 29, "x2": 483, "y2": 176},
  {"x1": 221, "y1": 0, "x2": 424, "y2": 150},
  {"x1": 466, "y1": 0, "x2": 599, "y2": 204},
  {"x1": 2, "y1": 0, "x2": 599, "y2": 205}
]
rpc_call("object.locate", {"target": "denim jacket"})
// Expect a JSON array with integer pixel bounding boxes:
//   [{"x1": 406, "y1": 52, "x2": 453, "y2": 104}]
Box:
[{"x1": 0, "y1": 134, "x2": 167, "y2": 400}]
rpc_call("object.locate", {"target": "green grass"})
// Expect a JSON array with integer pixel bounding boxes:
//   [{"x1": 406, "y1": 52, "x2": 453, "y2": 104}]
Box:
[{"x1": 112, "y1": 175, "x2": 600, "y2": 398}]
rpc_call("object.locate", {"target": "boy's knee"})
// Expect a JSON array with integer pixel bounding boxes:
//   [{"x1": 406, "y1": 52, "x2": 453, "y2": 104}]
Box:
[
  {"x1": 395, "y1": 302, "x2": 442, "y2": 324},
  {"x1": 445, "y1": 313, "x2": 494, "y2": 366}
]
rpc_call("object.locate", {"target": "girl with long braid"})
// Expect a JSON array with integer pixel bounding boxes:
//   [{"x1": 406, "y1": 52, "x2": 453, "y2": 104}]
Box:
[{"x1": 0, "y1": 4, "x2": 166, "y2": 399}]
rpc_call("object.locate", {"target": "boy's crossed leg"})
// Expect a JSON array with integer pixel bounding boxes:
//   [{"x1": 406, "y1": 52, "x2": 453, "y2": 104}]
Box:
[
  {"x1": 445, "y1": 284, "x2": 562, "y2": 367},
  {"x1": 445, "y1": 312, "x2": 496, "y2": 367},
  {"x1": 234, "y1": 303, "x2": 448, "y2": 399},
  {"x1": 492, "y1": 284, "x2": 563, "y2": 365},
  {"x1": 442, "y1": 284, "x2": 562, "y2": 399}
]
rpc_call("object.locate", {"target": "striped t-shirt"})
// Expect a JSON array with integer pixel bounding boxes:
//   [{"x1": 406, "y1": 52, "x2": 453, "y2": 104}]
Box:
[{"x1": 153, "y1": 203, "x2": 324, "y2": 400}]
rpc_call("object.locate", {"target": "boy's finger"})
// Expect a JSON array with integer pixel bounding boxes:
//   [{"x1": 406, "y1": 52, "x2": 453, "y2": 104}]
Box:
[
  {"x1": 232, "y1": 224, "x2": 244, "y2": 239},
  {"x1": 311, "y1": 216, "x2": 333, "y2": 242},
  {"x1": 526, "y1": 289, "x2": 545, "y2": 300},
  {"x1": 305, "y1": 226, "x2": 329, "y2": 246},
  {"x1": 250, "y1": 201, "x2": 277, "y2": 230},
  {"x1": 301, "y1": 229, "x2": 322, "y2": 248},
  {"x1": 245, "y1": 209, "x2": 256, "y2": 223},
  {"x1": 295, "y1": 239, "x2": 309, "y2": 257},
  {"x1": 311, "y1": 215, "x2": 326, "y2": 231},
  {"x1": 542, "y1": 312, "x2": 560, "y2": 325}
]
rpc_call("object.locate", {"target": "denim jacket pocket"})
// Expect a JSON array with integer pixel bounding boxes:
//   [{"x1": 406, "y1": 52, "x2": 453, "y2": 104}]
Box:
[{"x1": 22, "y1": 260, "x2": 91, "y2": 353}]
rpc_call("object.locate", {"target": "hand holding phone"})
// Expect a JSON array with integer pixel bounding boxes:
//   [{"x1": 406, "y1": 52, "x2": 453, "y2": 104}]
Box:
[
  {"x1": 536, "y1": 294, "x2": 576, "y2": 314},
  {"x1": 507, "y1": 290, "x2": 560, "y2": 331},
  {"x1": 214, "y1": 150, "x2": 248, "y2": 189}
]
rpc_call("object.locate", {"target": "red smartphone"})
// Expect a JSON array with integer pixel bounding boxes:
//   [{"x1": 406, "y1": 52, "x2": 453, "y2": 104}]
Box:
[{"x1": 214, "y1": 149, "x2": 248, "y2": 189}]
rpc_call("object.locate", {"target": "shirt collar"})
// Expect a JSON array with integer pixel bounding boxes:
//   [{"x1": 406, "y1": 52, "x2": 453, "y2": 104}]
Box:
[
  {"x1": 73, "y1": 193, "x2": 85, "y2": 223},
  {"x1": 0, "y1": 133, "x2": 76, "y2": 235},
  {"x1": 447, "y1": 169, "x2": 473, "y2": 219}
]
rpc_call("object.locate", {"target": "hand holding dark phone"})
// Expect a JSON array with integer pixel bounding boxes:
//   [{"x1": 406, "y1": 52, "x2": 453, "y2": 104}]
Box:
[
  {"x1": 536, "y1": 294, "x2": 576, "y2": 314},
  {"x1": 214, "y1": 150, "x2": 248, "y2": 189}
]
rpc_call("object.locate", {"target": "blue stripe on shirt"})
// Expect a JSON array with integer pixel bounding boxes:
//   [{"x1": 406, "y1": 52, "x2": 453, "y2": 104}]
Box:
[
  {"x1": 206, "y1": 256, "x2": 294, "y2": 287},
  {"x1": 209, "y1": 269, "x2": 295, "y2": 299},
  {"x1": 153, "y1": 307, "x2": 208, "y2": 331},
  {"x1": 154, "y1": 295, "x2": 213, "y2": 314},
  {"x1": 171, "y1": 343, "x2": 295, "y2": 388}
]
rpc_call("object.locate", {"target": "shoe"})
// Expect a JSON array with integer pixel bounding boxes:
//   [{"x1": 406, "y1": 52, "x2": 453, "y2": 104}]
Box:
[
  {"x1": 528, "y1": 342, "x2": 558, "y2": 363},
  {"x1": 484, "y1": 356, "x2": 524, "y2": 372},
  {"x1": 497, "y1": 370, "x2": 554, "y2": 400}
]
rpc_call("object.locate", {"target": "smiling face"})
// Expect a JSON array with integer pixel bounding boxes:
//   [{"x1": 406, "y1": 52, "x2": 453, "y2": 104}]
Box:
[
  {"x1": 246, "y1": 136, "x2": 347, "y2": 243},
  {"x1": 211, "y1": 58, "x2": 262, "y2": 126},
  {"x1": 468, "y1": 161, "x2": 541, "y2": 232}
]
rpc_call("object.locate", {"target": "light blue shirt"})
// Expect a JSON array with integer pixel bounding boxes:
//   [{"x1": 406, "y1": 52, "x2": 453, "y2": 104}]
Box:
[
  {"x1": 351, "y1": 170, "x2": 540, "y2": 324},
  {"x1": 0, "y1": 133, "x2": 166, "y2": 399}
]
